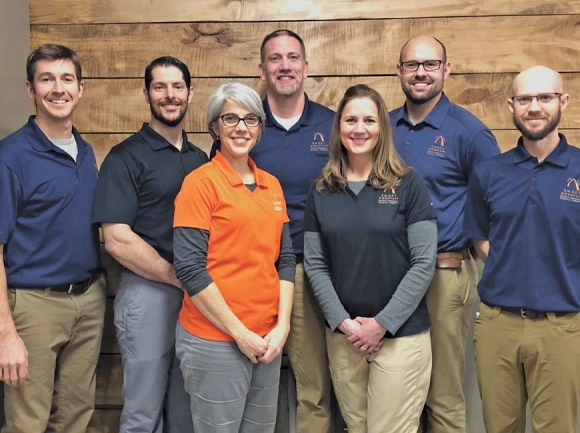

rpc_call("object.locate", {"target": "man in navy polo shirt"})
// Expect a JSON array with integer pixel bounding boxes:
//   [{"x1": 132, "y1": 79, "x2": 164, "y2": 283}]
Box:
[
  {"x1": 212, "y1": 29, "x2": 335, "y2": 433},
  {"x1": 0, "y1": 44, "x2": 106, "y2": 433},
  {"x1": 464, "y1": 66, "x2": 580, "y2": 433},
  {"x1": 389, "y1": 35, "x2": 500, "y2": 433},
  {"x1": 92, "y1": 57, "x2": 207, "y2": 433}
]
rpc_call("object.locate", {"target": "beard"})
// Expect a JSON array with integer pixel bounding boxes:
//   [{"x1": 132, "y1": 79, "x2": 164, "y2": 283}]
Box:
[
  {"x1": 513, "y1": 107, "x2": 560, "y2": 141},
  {"x1": 150, "y1": 99, "x2": 188, "y2": 127}
]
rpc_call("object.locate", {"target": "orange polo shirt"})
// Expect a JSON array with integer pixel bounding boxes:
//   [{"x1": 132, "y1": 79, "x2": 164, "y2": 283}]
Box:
[{"x1": 174, "y1": 151, "x2": 289, "y2": 341}]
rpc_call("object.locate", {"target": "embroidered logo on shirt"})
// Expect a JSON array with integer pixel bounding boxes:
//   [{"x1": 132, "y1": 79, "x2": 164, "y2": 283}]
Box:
[
  {"x1": 378, "y1": 187, "x2": 398, "y2": 205},
  {"x1": 310, "y1": 132, "x2": 328, "y2": 152},
  {"x1": 560, "y1": 178, "x2": 580, "y2": 203},
  {"x1": 427, "y1": 135, "x2": 446, "y2": 158},
  {"x1": 271, "y1": 193, "x2": 283, "y2": 211}
]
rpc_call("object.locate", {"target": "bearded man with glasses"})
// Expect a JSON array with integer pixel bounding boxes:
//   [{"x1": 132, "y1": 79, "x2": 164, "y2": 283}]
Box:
[
  {"x1": 464, "y1": 66, "x2": 580, "y2": 433},
  {"x1": 389, "y1": 36, "x2": 500, "y2": 433}
]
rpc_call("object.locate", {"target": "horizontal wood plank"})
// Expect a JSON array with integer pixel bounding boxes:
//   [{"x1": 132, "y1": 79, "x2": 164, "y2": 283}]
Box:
[
  {"x1": 89, "y1": 133, "x2": 212, "y2": 167},
  {"x1": 73, "y1": 74, "x2": 580, "y2": 133},
  {"x1": 30, "y1": 16, "x2": 580, "y2": 77},
  {"x1": 29, "y1": 0, "x2": 580, "y2": 24},
  {"x1": 87, "y1": 130, "x2": 580, "y2": 168},
  {"x1": 88, "y1": 409, "x2": 121, "y2": 433}
]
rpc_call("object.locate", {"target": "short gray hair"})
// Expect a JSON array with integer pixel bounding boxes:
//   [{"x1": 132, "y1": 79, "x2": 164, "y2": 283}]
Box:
[{"x1": 207, "y1": 83, "x2": 266, "y2": 140}]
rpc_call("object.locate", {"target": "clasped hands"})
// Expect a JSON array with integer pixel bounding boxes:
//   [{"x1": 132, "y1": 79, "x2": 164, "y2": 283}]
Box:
[{"x1": 338, "y1": 317, "x2": 387, "y2": 355}]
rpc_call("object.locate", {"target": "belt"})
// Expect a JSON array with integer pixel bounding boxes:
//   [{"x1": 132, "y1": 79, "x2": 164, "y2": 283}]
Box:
[
  {"x1": 44, "y1": 268, "x2": 107, "y2": 295},
  {"x1": 436, "y1": 249, "x2": 470, "y2": 269},
  {"x1": 295, "y1": 253, "x2": 304, "y2": 264},
  {"x1": 484, "y1": 302, "x2": 570, "y2": 319}
]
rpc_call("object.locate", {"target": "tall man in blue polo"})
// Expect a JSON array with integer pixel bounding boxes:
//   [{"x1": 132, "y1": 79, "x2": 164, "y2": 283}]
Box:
[
  {"x1": 0, "y1": 44, "x2": 107, "y2": 433},
  {"x1": 389, "y1": 35, "x2": 500, "y2": 433},
  {"x1": 211, "y1": 29, "x2": 334, "y2": 433},
  {"x1": 464, "y1": 66, "x2": 580, "y2": 433},
  {"x1": 92, "y1": 57, "x2": 207, "y2": 433}
]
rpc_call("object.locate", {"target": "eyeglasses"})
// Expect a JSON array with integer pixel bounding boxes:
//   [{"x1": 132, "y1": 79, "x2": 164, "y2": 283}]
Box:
[
  {"x1": 219, "y1": 113, "x2": 262, "y2": 128},
  {"x1": 400, "y1": 60, "x2": 444, "y2": 72},
  {"x1": 511, "y1": 93, "x2": 562, "y2": 107}
]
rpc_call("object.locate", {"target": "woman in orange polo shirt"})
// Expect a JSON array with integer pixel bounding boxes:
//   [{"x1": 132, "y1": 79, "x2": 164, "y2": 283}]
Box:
[{"x1": 173, "y1": 82, "x2": 295, "y2": 433}]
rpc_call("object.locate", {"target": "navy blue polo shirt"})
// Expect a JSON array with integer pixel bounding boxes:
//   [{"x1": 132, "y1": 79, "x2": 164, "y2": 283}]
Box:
[
  {"x1": 463, "y1": 134, "x2": 580, "y2": 312},
  {"x1": 92, "y1": 123, "x2": 208, "y2": 263},
  {"x1": 0, "y1": 116, "x2": 101, "y2": 287},
  {"x1": 211, "y1": 94, "x2": 334, "y2": 255},
  {"x1": 304, "y1": 171, "x2": 437, "y2": 337},
  {"x1": 390, "y1": 94, "x2": 500, "y2": 253}
]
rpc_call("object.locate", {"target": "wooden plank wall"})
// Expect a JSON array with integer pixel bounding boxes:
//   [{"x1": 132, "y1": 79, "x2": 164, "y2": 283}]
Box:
[{"x1": 28, "y1": 1, "x2": 580, "y2": 431}]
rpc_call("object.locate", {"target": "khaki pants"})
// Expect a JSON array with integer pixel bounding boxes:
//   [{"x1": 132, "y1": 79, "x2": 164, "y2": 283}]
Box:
[
  {"x1": 327, "y1": 328, "x2": 431, "y2": 433},
  {"x1": 425, "y1": 254, "x2": 478, "y2": 433},
  {"x1": 3, "y1": 278, "x2": 106, "y2": 433},
  {"x1": 284, "y1": 263, "x2": 331, "y2": 433},
  {"x1": 474, "y1": 302, "x2": 580, "y2": 433}
]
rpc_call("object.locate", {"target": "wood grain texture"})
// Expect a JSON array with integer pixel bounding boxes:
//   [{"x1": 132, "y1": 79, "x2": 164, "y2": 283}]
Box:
[
  {"x1": 87, "y1": 409, "x2": 121, "y2": 433},
  {"x1": 96, "y1": 354, "x2": 123, "y2": 407},
  {"x1": 30, "y1": 16, "x2": 580, "y2": 77},
  {"x1": 29, "y1": 0, "x2": 580, "y2": 24},
  {"x1": 73, "y1": 74, "x2": 580, "y2": 133}
]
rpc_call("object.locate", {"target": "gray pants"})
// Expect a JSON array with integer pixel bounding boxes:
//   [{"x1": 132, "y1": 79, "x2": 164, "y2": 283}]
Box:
[
  {"x1": 114, "y1": 270, "x2": 193, "y2": 433},
  {"x1": 175, "y1": 323, "x2": 281, "y2": 433}
]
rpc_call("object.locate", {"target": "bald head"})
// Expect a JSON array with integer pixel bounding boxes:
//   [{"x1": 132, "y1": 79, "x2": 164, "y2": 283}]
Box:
[
  {"x1": 512, "y1": 66, "x2": 564, "y2": 96},
  {"x1": 399, "y1": 36, "x2": 447, "y2": 63}
]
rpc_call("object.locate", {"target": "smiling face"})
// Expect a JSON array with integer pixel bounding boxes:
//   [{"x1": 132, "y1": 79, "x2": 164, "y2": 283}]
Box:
[
  {"x1": 397, "y1": 37, "x2": 450, "y2": 105},
  {"x1": 509, "y1": 66, "x2": 569, "y2": 142},
  {"x1": 145, "y1": 65, "x2": 193, "y2": 127},
  {"x1": 26, "y1": 59, "x2": 84, "y2": 123},
  {"x1": 340, "y1": 97, "x2": 380, "y2": 160},
  {"x1": 213, "y1": 100, "x2": 263, "y2": 161},
  {"x1": 259, "y1": 34, "x2": 309, "y2": 98}
]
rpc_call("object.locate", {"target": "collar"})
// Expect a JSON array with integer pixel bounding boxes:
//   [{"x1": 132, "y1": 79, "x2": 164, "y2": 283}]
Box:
[
  {"x1": 138, "y1": 122, "x2": 190, "y2": 152},
  {"x1": 26, "y1": 115, "x2": 88, "y2": 159},
  {"x1": 513, "y1": 133, "x2": 572, "y2": 168},
  {"x1": 264, "y1": 93, "x2": 318, "y2": 130},
  {"x1": 392, "y1": 93, "x2": 451, "y2": 130},
  {"x1": 212, "y1": 150, "x2": 269, "y2": 188}
]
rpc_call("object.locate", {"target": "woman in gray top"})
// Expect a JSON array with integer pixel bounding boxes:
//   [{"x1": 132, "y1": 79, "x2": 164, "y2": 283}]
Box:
[{"x1": 303, "y1": 84, "x2": 437, "y2": 433}]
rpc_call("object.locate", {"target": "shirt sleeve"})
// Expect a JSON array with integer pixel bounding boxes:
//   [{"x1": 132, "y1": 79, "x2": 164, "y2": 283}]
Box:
[
  {"x1": 402, "y1": 170, "x2": 438, "y2": 225},
  {"x1": 0, "y1": 162, "x2": 21, "y2": 243},
  {"x1": 303, "y1": 188, "x2": 350, "y2": 331},
  {"x1": 463, "y1": 129, "x2": 501, "y2": 179},
  {"x1": 173, "y1": 227, "x2": 214, "y2": 297},
  {"x1": 463, "y1": 168, "x2": 490, "y2": 240},
  {"x1": 92, "y1": 152, "x2": 139, "y2": 225},
  {"x1": 174, "y1": 172, "x2": 214, "y2": 230},
  {"x1": 276, "y1": 222, "x2": 296, "y2": 283},
  {"x1": 375, "y1": 220, "x2": 437, "y2": 334}
]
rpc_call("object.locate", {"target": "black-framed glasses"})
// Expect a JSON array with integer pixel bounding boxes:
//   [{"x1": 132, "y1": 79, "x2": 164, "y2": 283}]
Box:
[
  {"x1": 400, "y1": 60, "x2": 444, "y2": 72},
  {"x1": 219, "y1": 113, "x2": 262, "y2": 128},
  {"x1": 511, "y1": 93, "x2": 562, "y2": 107}
]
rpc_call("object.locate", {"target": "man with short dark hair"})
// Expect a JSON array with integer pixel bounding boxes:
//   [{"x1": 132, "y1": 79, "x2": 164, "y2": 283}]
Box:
[
  {"x1": 0, "y1": 44, "x2": 107, "y2": 433},
  {"x1": 212, "y1": 29, "x2": 335, "y2": 433},
  {"x1": 464, "y1": 66, "x2": 580, "y2": 433},
  {"x1": 390, "y1": 35, "x2": 500, "y2": 433},
  {"x1": 93, "y1": 56, "x2": 207, "y2": 433}
]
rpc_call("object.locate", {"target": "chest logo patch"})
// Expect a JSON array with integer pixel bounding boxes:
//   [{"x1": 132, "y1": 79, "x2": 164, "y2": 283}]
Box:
[
  {"x1": 427, "y1": 135, "x2": 446, "y2": 158},
  {"x1": 271, "y1": 193, "x2": 284, "y2": 211},
  {"x1": 378, "y1": 187, "x2": 399, "y2": 205},
  {"x1": 560, "y1": 178, "x2": 580, "y2": 203},
  {"x1": 310, "y1": 132, "x2": 328, "y2": 152}
]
